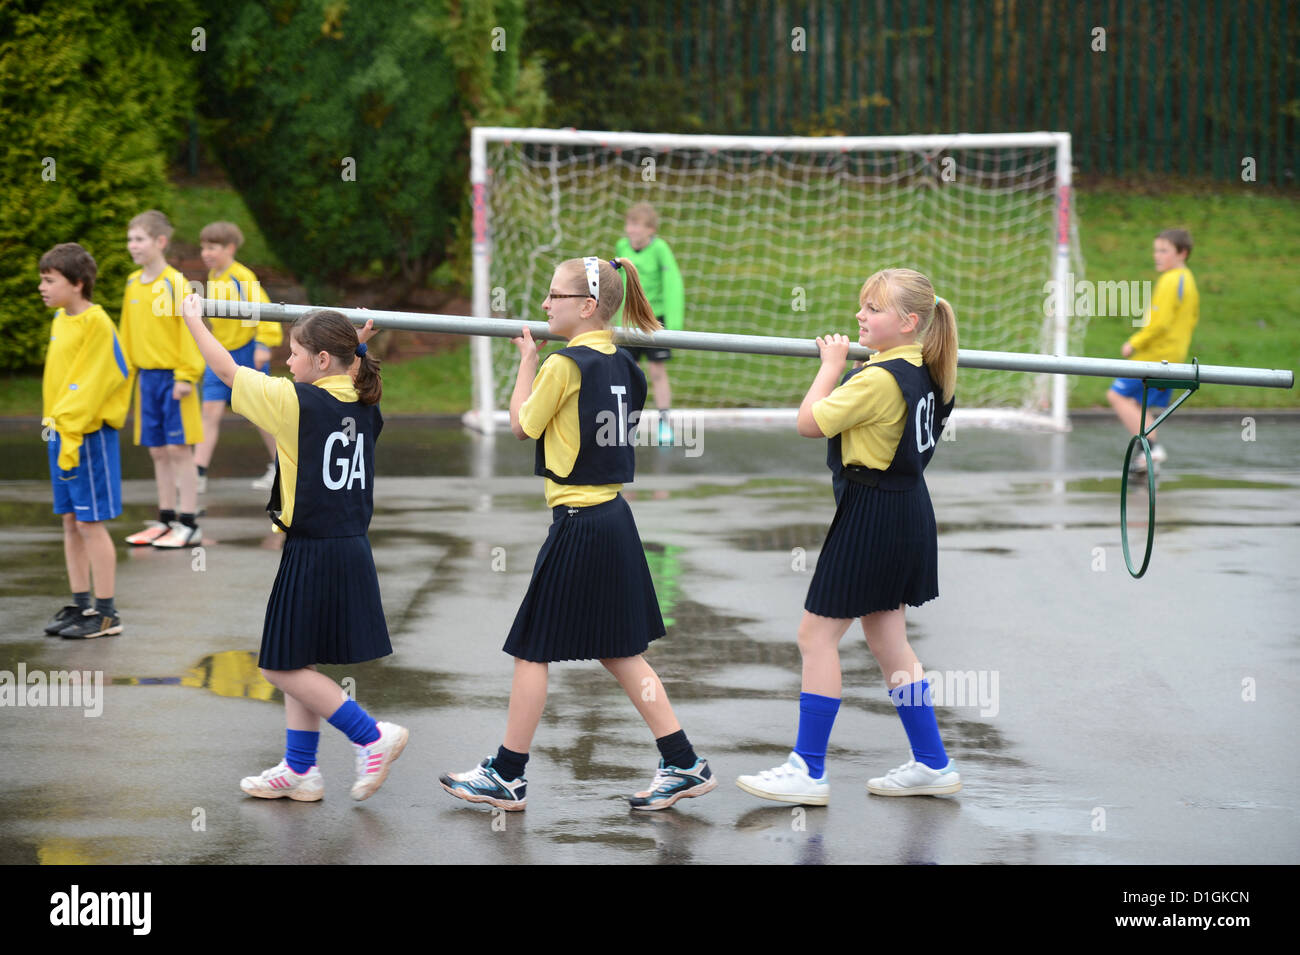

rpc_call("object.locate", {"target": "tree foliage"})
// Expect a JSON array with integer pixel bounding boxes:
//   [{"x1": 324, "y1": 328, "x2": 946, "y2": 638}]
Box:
[
  {"x1": 196, "y1": 0, "x2": 546, "y2": 297},
  {"x1": 0, "y1": 0, "x2": 200, "y2": 370}
]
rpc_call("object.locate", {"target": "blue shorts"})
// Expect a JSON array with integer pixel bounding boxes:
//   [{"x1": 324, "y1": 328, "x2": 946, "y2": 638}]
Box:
[
  {"x1": 202, "y1": 340, "x2": 267, "y2": 403},
  {"x1": 49, "y1": 426, "x2": 122, "y2": 522},
  {"x1": 137, "y1": 369, "x2": 197, "y2": 446},
  {"x1": 1110, "y1": 377, "x2": 1172, "y2": 408}
]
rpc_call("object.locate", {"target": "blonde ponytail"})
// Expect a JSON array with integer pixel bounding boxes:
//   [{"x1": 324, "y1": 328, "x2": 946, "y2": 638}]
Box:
[{"x1": 925, "y1": 297, "x2": 958, "y2": 404}]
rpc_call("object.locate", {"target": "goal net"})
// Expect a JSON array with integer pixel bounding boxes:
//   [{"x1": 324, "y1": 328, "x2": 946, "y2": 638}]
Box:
[{"x1": 469, "y1": 128, "x2": 1086, "y2": 431}]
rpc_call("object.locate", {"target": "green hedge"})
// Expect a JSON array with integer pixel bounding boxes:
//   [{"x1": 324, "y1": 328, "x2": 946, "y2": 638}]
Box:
[
  {"x1": 196, "y1": 0, "x2": 546, "y2": 298},
  {"x1": 0, "y1": 0, "x2": 200, "y2": 371}
]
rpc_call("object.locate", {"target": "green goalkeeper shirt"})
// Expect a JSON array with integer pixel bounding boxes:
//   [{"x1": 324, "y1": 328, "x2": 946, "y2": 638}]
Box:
[{"x1": 614, "y1": 236, "x2": 685, "y2": 330}]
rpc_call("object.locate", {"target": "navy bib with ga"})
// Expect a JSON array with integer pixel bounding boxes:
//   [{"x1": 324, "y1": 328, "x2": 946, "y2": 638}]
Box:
[
  {"x1": 827, "y1": 358, "x2": 954, "y2": 503},
  {"x1": 535, "y1": 345, "x2": 647, "y2": 485},
  {"x1": 268, "y1": 383, "x2": 383, "y2": 536}
]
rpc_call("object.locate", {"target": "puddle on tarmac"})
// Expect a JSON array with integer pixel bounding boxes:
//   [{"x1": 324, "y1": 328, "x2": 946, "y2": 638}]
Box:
[
  {"x1": 0, "y1": 645, "x2": 455, "y2": 712},
  {"x1": 0, "y1": 545, "x2": 69, "y2": 598},
  {"x1": 0, "y1": 641, "x2": 58, "y2": 673},
  {"x1": 725, "y1": 523, "x2": 831, "y2": 552},
  {"x1": 111, "y1": 650, "x2": 278, "y2": 701},
  {"x1": 100, "y1": 649, "x2": 460, "y2": 710},
  {"x1": 937, "y1": 521, "x2": 1112, "y2": 534},
  {"x1": 1066, "y1": 474, "x2": 1296, "y2": 493},
  {"x1": 0, "y1": 500, "x2": 63, "y2": 526},
  {"x1": 644, "y1": 477, "x2": 827, "y2": 500}
]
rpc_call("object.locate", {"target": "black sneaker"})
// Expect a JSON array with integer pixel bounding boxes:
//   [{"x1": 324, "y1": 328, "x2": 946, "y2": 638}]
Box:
[
  {"x1": 59, "y1": 609, "x2": 122, "y2": 639},
  {"x1": 44, "y1": 605, "x2": 83, "y2": 636},
  {"x1": 439, "y1": 757, "x2": 527, "y2": 811},
  {"x1": 629, "y1": 758, "x2": 718, "y2": 810}
]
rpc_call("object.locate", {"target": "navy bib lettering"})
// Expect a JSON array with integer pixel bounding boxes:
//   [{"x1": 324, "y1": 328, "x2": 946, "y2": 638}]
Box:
[
  {"x1": 535, "y1": 345, "x2": 647, "y2": 485},
  {"x1": 827, "y1": 358, "x2": 954, "y2": 502},
  {"x1": 268, "y1": 383, "x2": 382, "y2": 536}
]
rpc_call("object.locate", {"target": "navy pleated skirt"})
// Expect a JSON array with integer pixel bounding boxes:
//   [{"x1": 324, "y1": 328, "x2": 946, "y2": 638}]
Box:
[
  {"x1": 803, "y1": 479, "x2": 940, "y2": 619},
  {"x1": 259, "y1": 534, "x2": 392, "y2": 670},
  {"x1": 503, "y1": 495, "x2": 665, "y2": 663}
]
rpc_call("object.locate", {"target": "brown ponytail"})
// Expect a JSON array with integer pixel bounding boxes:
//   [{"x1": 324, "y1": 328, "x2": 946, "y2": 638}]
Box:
[
  {"x1": 352, "y1": 350, "x2": 383, "y2": 406},
  {"x1": 290, "y1": 309, "x2": 383, "y2": 406}
]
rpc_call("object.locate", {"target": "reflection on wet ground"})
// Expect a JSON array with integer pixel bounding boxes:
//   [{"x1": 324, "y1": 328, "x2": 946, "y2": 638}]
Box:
[{"x1": 1, "y1": 417, "x2": 1297, "y2": 864}]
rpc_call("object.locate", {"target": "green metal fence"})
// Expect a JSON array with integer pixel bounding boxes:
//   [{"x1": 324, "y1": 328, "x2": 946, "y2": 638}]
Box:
[{"x1": 614, "y1": 0, "x2": 1296, "y2": 185}]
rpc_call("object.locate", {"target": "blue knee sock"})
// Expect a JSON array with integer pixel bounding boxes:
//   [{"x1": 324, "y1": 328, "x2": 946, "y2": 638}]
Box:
[
  {"x1": 793, "y1": 692, "x2": 841, "y2": 779},
  {"x1": 888, "y1": 679, "x2": 949, "y2": 770},
  {"x1": 285, "y1": 729, "x2": 319, "y2": 774},
  {"x1": 326, "y1": 699, "x2": 381, "y2": 746}
]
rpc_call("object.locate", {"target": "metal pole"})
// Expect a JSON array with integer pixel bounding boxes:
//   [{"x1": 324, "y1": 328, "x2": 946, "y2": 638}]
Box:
[
  {"x1": 470, "y1": 126, "x2": 1070, "y2": 153},
  {"x1": 1052, "y1": 133, "x2": 1072, "y2": 429},
  {"x1": 469, "y1": 127, "x2": 495, "y2": 434},
  {"x1": 209, "y1": 300, "x2": 1295, "y2": 390}
]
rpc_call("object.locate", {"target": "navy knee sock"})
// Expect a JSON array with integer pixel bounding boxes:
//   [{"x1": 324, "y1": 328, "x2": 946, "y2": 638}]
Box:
[
  {"x1": 493, "y1": 746, "x2": 528, "y2": 782},
  {"x1": 656, "y1": 729, "x2": 697, "y2": 769}
]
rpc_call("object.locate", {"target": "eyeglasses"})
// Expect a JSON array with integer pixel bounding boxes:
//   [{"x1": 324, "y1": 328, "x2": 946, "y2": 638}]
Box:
[{"x1": 546, "y1": 291, "x2": 594, "y2": 300}]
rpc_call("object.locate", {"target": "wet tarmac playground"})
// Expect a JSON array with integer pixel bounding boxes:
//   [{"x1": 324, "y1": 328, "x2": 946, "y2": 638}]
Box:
[{"x1": 1, "y1": 413, "x2": 1297, "y2": 864}]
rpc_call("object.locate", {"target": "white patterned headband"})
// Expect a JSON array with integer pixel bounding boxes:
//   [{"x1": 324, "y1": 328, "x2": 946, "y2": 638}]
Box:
[{"x1": 582, "y1": 256, "x2": 623, "y2": 301}]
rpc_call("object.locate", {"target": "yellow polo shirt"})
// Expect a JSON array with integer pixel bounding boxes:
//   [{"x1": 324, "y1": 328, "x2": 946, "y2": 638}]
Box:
[
  {"x1": 812, "y1": 343, "x2": 923, "y2": 470},
  {"x1": 1127, "y1": 266, "x2": 1199, "y2": 364},
  {"x1": 207, "y1": 261, "x2": 279, "y2": 351},
  {"x1": 43, "y1": 305, "x2": 131, "y2": 470},
  {"x1": 519, "y1": 329, "x2": 625, "y2": 508},
  {"x1": 119, "y1": 266, "x2": 205, "y2": 381},
  {"x1": 231, "y1": 369, "x2": 357, "y2": 529}
]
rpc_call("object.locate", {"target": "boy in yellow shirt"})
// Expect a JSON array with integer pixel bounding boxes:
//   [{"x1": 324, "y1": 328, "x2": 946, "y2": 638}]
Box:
[
  {"x1": 1107, "y1": 228, "x2": 1199, "y2": 471},
  {"x1": 194, "y1": 221, "x2": 280, "y2": 491},
  {"x1": 120, "y1": 210, "x2": 206, "y2": 548},
  {"x1": 38, "y1": 243, "x2": 130, "y2": 639}
]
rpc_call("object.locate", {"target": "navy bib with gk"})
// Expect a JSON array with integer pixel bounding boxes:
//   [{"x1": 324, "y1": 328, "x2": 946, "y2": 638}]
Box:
[
  {"x1": 268, "y1": 383, "x2": 383, "y2": 536},
  {"x1": 535, "y1": 346, "x2": 647, "y2": 485},
  {"x1": 827, "y1": 359, "x2": 954, "y2": 501}
]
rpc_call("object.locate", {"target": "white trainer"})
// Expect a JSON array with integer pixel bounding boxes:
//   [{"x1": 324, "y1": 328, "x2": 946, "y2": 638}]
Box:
[
  {"x1": 735, "y1": 751, "x2": 829, "y2": 806},
  {"x1": 866, "y1": 757, "x2": 962, "y2": 796},
  {"x1": 351, "y1": 721, "x2": 409, "y2": 801},
  {"x1": 151, "y1": 521, "x2": 201, "y2": 549},
  {"x1": 125, "y1": 521, "x2": 170, "y2": 546},
  {"x1": 240, "y1": 761, "x2": 324, "y2": 801}
]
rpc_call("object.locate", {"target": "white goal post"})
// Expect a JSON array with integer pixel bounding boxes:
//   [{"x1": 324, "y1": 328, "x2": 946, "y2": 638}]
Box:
[{"x1": 468, "y1": 127, "x2": 1084, "y2": 433}]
